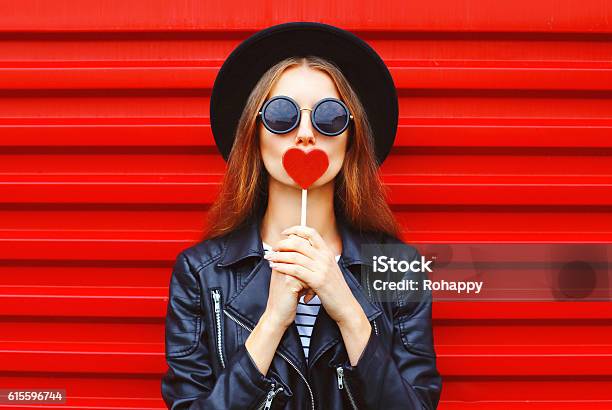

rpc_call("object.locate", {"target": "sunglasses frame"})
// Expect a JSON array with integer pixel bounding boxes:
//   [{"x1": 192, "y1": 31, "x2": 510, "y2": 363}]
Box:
[{"x1": 258, "y1": 95, "x2": 353, "y2": 137}]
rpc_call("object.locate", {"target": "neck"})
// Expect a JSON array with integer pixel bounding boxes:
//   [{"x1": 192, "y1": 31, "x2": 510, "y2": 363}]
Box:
[{"x1": 260, "y1": 177, "x2": 342, "y2": 255}]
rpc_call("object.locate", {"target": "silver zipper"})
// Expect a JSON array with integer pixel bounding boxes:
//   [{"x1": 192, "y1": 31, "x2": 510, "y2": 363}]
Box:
[
  {"x1": 257, "y1": 383, "x2": 284, "y2": 410},
  {"x1": 364, "y1": 269, "x2": 379, "y2": 336},
  {"x1": 275, "y1": 350, "x2": 315, "y2": 410},
  {"x1": 211, "y1": 289, "x2": 226, "y2": 369},
  {"x1": 224, "y1": 309, "x2": 315, "y2": 410},
  {"x1": 336, "y1": 367, "x2": 344, "y2": 389},
  {"x1": 336, "y1": 366, "x2": 358, "y2": 410}
]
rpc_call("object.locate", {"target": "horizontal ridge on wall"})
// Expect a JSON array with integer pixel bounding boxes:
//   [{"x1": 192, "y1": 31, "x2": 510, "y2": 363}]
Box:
[
  {"x1": 1, "y1": 1, "x2": 612, "y2": 34},
  {"x1": 2, "y1": 117, "x2": 612, "y2": 148},
  {"x1": 1, "y1": 174, "x2": 611, "y2": 205},
  {"x1": 1, "y1": 60, "x2": 612, "y2": 90}
]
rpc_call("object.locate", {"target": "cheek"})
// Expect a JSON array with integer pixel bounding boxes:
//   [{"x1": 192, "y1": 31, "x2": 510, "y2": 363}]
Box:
[
  {"x1": 327, "y1": 151, "x2": 345, "y2": 177},
  {"x1": 260, "y1": 130, "x2": 277, "y2": 159},
  {"x1": 260, "y1": 142, "x2": 277, "y2": 173},
  {"x1": 328, "y1": 136, "x2": 348, "y2": 173},
  {"x1": 259, "y1": 133, "x2": 290, "y2": 174}
]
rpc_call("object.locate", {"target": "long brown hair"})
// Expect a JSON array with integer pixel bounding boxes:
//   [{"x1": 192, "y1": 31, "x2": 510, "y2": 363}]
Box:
[{"x1": 204, "y1": 56, "x2": 400, "y2": 239}]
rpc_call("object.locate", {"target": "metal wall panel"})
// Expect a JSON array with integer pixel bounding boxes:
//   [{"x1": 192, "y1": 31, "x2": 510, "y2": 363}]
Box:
[{"x1": 1, "y1": 1, "x2": 611, "y2": 408}]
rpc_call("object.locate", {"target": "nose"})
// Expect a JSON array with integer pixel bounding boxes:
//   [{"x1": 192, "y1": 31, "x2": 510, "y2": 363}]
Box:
[{"x1": 294, "y1": 108, "x2": 316, "y2": 147}]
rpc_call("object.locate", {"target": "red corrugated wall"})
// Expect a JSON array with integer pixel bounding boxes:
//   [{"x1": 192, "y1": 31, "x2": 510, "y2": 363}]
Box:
[{"x1": 1, "y1": 1, "x2": 611, "y2": 409}]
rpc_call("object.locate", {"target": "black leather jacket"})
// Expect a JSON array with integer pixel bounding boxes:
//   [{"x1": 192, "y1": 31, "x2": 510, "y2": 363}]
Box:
[{"x1": 161, "y1": 215, "x2": 442, "y2": 409}]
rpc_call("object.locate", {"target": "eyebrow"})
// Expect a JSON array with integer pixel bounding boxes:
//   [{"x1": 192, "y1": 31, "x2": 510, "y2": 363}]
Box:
[{"x1": 270, "y1": 95, "x2": 341, "y2": 105}]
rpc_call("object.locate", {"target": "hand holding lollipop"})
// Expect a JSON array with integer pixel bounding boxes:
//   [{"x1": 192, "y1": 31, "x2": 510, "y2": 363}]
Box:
[
  {"x1": 282, "y1": 147, "x2": 330, "y2": 225},
  {"x1": 281, "y1": 147, "x2": 329, "y2": 301}
]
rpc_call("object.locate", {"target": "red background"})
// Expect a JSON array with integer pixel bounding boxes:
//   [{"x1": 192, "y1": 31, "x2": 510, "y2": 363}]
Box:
[{"x1": 1, "y1": 1, "x2": 611, "y2": 408}]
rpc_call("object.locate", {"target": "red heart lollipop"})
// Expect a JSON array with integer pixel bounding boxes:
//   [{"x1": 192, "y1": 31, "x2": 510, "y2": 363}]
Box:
[{"x1": 282, "y1": 148, "x2": 329, "y2": 189}]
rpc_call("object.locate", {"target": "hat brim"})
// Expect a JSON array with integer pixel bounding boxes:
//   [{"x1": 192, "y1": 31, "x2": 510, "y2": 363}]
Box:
[{"x1": 209, "y1": 21, "x2": 398, "y2": 165}]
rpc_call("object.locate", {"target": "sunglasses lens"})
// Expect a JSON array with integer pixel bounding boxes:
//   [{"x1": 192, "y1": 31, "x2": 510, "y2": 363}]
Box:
[
  {"x1": 263, "y1": 98, "x2": 298, "y2": 133},
  {"x1": 313, "y1": 100, "x2": 349, "y2": 135}
]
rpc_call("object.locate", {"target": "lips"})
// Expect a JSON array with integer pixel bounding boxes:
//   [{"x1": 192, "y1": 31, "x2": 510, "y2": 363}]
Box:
[{"x1": 282, "y1": 148, "x2": 330, "y2": 189}]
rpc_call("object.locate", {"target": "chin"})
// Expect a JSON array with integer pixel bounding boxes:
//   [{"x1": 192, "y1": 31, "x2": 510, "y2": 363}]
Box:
[
  {"x1": 310, "y1": 177, "x2": 335, "y2": 190},
  {"x1": 270, "y1": 175, "x2": 301, "y2": 190}
]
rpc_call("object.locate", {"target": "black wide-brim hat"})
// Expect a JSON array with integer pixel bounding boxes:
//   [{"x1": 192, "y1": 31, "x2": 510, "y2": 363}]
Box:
[{"x1": 209, "y1": 21, "x2": 398, "y2": 165}]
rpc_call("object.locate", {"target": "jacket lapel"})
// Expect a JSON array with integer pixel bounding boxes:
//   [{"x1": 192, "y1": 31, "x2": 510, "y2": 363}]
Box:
[{"x1": 306, "y1": 221, "x2": 383, "y2": 371}]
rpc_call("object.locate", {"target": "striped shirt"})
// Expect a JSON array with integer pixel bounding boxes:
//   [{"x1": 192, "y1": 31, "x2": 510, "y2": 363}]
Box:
[{"x1": 262, "y1": 241, "x2": 340, "y2": 362}]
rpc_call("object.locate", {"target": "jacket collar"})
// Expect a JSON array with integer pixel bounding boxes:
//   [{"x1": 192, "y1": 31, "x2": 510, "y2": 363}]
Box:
[
  {"x1": 219, "y1": 213, "x2": 382, "y2": 374},
  {"x1": 216, "y1": 216, "x2": 265, "y2": 268},
  {"x1": 217, "y1": 213, "x2": 376, "y2": 268}
]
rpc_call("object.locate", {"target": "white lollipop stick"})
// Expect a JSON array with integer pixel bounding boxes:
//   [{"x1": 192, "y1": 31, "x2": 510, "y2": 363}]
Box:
[
  {"x1": 300, "y1": 188, "x2": 314, "y2": 302},
  {"x1": 300, "y1": 189, "x2": 307, "y2": 226}
]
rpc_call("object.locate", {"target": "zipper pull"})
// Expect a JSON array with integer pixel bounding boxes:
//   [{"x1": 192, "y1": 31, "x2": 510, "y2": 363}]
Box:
[
  {"x1": 336, "y1": 366, "x2": 344, "y2": 390},
  {"x1": 263, "y1": 383, "x2": 282, "y2": 410},
  {"x1": 212, "y1": 289, "x2": 221, "y2": 313}
]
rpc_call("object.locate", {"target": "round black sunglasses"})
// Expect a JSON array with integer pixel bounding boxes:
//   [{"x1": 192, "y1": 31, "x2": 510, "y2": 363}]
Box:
[{"x1": 257, "y1": 95, "x2": 353, "y2": 136}]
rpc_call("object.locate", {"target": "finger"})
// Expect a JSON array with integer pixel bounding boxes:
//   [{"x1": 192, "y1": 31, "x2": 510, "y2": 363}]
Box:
[
  {"x1": 298, "y1": 287, "x2": 314, "y2": 298},
  {"x1": 286, "y1": 234, "x2": 313, "y2": 251},
  {"x1": 298, "y1": 288, "x2": 307, "y2": 299},
  {"x1": 281, "y1": 225, "x2": 326, "y2": 250},
  {"x1": 273, "y1": 235, "x2": 316, "y2": 259},
  {"x1": 271, "y1": 268, "x2": 309, "y2": 289},
  {"x1": 303, "y1": 290, "x2": 316, "y2": 303},
  {"x1": 269, "y1": 262, "x2": 312, "y2": 284},
  {"x1": 264, "y1": 250, "x2": 316, "y2": 271}
]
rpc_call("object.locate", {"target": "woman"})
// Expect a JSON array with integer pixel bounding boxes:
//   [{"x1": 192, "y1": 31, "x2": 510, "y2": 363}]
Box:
[{"x1": 161, "y1": 22, "x2": 442, "y2": 410}]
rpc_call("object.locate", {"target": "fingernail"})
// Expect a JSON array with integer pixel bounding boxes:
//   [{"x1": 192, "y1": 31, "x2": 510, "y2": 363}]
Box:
[
  {"x1": 269, "y1": 261, "x2": 275, "y2": 268},
  {"x1": 263, "y1": 253, "x2": 271, "y2": 259}
]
